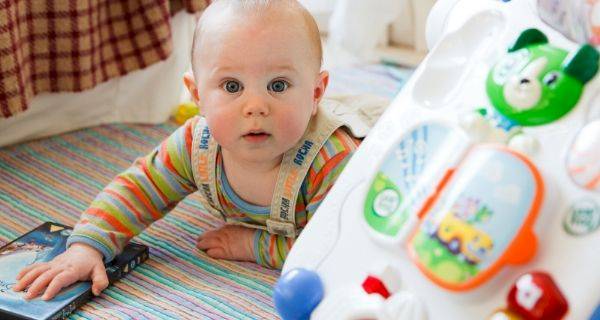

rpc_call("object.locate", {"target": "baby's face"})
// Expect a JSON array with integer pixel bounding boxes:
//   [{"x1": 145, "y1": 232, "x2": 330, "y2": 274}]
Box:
[{"x1": 192, "y1": 10, "x2": 325, "y2": 165}]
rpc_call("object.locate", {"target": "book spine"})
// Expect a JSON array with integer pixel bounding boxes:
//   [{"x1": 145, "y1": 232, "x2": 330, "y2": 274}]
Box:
[
  {"x1": 0, "y1": 309, "x2": 36, "y2": 320},
  {"x1": 47, "y1": 246, "x2": 150, "y2": 320},
  {"x1": 48, "y1": 291, "x2": 93, "y2": 320}
]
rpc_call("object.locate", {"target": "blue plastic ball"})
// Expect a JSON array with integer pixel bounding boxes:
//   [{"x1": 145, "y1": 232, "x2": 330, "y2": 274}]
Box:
[
  {"x1": 273, "y1": 268, "x2": 324, "y2": 320},
  {"x1": 590, "y1": 303, "x2": 600, "y2": 320}
]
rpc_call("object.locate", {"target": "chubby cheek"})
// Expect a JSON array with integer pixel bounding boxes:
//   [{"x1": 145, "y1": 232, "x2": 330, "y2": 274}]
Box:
[
  {"x1": 204, "y1": 110, "x2": 238, "y2": 146},
  {"x1": 275, "y1": 113, "x2": 311, "y2": 145}
]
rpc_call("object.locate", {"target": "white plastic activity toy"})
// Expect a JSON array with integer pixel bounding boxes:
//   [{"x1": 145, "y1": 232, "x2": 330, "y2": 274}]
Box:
[{"x1": 274, "y1": 0, "x2": 600, "y2": 319}]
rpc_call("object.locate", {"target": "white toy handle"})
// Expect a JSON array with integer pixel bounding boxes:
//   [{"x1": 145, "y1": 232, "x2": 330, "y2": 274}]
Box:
[{"x1": 425, "y1": 0, "x2": 460, "y2": 49}]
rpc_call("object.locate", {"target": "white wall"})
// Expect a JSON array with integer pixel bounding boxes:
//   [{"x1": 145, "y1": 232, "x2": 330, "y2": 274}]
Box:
[
  {"x1": 298, "y1": 0, "x2": 337, "y2": 33},
  {"x1": 298, "y1": 0, "x2": 337, "y2": 14},
  {"x1": 301, "y1": 0, "x2": 437, "y2": 67}
]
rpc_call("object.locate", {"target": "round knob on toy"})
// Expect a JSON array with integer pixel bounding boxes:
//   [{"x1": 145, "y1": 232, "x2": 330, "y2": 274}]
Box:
[{"x1": 273, "y1": 268, "x2": 324, "y2": 320}]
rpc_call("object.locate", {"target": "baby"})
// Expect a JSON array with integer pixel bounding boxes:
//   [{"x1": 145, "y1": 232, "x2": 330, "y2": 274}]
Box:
[{"x1": 13, "y1": 0, "x2": 360, "y2": 301}]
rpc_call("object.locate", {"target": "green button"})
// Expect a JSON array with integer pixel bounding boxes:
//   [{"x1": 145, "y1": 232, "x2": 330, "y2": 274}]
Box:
[
  {"x1": 373, "y1": 189, "x2": 400, "y2": 217},
  {"x1": 563, "y1": 198, "x2": 600, "y2": 236}
]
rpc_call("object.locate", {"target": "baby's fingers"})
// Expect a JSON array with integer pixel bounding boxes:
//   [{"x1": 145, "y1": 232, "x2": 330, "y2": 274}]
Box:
[
  {"x1": 197, "y1": 236, "x2": 228, "y2": 259},
  {"x1": 205, "y1": 247, "x2": 227, "y2": 259},
  {"x1": 90, "y1": 264, "x2": 109, "y2": 296},
  {"x1": 196, "y1": 235, "x2": 223, "y2": 250},
  {"x1": 13, "y1": 264, "x2": 50, "y2": 292},
  {"x1": 42, "y1": 271, "x2": 79, "y2": 300},
  {"x1": 16, "y1": 263, "x2": 42, "y2": 280},
  {"x1": 24, "y1": 268, "x2": 63, "y2": 300}
]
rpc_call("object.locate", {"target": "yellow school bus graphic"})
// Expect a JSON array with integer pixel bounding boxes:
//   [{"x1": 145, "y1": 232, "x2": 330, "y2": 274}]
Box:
[{"x1": 433, "y1": 212, "x2": 494, "y2": 265}]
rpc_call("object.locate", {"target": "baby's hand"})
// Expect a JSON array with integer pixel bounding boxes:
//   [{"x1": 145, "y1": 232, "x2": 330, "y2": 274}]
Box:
[
  {"x1": 13, "y1": 243, "x2": 108, "y2": 301},
  {"x1": 196, "y1": 225, "x2": 256, "y2": 262}
]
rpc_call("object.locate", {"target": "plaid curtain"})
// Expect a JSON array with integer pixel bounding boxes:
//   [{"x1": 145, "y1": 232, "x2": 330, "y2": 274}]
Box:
[{"x1": 0, "y1": 0, "x2": 209, "y2": 118}]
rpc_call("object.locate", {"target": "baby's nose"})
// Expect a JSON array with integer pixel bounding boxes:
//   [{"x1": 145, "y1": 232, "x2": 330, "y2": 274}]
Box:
[{"x1": 243, "y1": 95, "x2": 270, "y2": 116}]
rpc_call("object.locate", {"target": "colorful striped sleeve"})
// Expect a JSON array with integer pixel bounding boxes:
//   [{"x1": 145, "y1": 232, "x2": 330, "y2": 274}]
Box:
[
  {"x1": 67, "y1": 117, "x2": 200, "y2": 262},
  {"x1": 254, "y1": 128, "x2": 361, "y2": 269}
]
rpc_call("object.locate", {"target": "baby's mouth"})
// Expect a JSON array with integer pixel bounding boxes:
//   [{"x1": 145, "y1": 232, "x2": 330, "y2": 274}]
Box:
[{"x1": 243, "y1": 131, "x2": 270, "y2": 142}]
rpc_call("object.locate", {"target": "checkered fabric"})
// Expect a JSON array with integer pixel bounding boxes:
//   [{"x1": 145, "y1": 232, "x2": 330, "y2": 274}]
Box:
[{"x1": 0, "y1": 0, "x2": 209, "y2": 118}]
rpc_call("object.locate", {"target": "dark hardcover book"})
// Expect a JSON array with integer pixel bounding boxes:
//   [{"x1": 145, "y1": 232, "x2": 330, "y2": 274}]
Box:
[{"x1": 0, "y1": 222, "x2": 149, "y2": 320}]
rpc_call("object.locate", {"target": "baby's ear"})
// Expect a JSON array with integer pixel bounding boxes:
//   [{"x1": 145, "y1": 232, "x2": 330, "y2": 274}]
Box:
[
  {"x1": 313, "y1": 71, "x2": 329, "y2": 115},
  {"x1": 183, "y1": 72, "x2": 201, "y2": 108}
]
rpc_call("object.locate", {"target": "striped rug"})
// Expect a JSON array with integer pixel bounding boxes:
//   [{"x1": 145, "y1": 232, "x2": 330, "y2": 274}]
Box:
[{"x1": 0, "y1": 63, "x2": 410, "y2": 319}]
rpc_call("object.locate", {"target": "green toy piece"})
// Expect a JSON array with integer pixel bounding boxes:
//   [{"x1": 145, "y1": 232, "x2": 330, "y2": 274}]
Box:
[
  {"x1": 486, "y1": 28, "x2": 599, "y2": 127},
  {"x1": 508, "y1": 28, "x2": 548, "y2": 53}
]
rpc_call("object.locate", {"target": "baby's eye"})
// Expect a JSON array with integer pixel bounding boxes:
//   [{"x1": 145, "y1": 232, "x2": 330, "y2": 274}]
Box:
[
  {"x1": 222, "y1": 80, "x2": 242, "y2": 93},
  {"x1": 268, "y1": 80, "x2": 289, "y2": 93}
]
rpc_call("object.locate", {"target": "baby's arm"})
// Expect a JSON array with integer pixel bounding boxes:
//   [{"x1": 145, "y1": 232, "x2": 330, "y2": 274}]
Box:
[
  {"x1": 68, "y1": 117, "x2": 200, "y2": 261},
  {"x1": 254, "y1": 129, "x2": 360, "y2": 269},
  {"x1": 14, "y1": 117, "x2": 201, "y2": 300}
]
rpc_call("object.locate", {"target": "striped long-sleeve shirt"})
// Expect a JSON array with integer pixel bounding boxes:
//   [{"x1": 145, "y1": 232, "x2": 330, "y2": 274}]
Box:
[{"x1": 67, "y1": 116, "x2": 360, "y2": 269}]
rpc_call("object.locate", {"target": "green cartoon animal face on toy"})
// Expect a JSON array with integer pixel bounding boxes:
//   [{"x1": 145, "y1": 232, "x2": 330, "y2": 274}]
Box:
[{"x1": 487, "y1": 29, "x2": 599, "y2": 126}]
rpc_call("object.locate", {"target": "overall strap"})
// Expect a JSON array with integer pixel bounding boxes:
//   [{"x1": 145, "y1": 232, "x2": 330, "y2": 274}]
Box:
[
  {"x1": 191, "y1": 119, "x2": 226, "y2": 220},
  {"x1": 267, "y1": 107, "x2": 343, "y2": 238}
]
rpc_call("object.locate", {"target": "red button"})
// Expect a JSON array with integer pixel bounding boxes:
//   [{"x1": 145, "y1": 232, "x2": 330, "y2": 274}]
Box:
[
  {"x1": 362, "y1": 275, "x2": 391, "y2": 298},
  {"x1": 507, "y1": 271, "x2": 569, "y2": 320}
]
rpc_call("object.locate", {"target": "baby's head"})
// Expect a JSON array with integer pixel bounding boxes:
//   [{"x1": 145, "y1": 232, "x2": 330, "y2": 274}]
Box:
[{"x1": 184, "y1": 0, "x2": 328, "y2": 166}]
